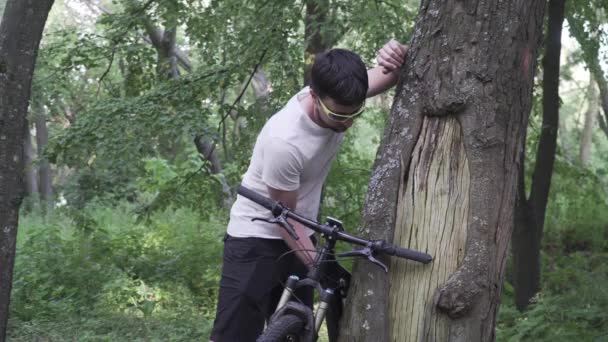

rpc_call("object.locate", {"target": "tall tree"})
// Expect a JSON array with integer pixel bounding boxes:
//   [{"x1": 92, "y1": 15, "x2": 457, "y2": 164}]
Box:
[
  {"x1": 512, "y1": 0, "x2": 566, "y2": 312},
  {"x1": 23, "y1": 123, "x2": 39, "y2": 199},
  {"x1": 34, "y1": 102, "x2": 53, "y2": 212},
  {"x1": 567, "y1": 0, "x2": 608, "y2": 139},
  {"x1": 0, "y1": 0, "x2": 55, "y2": 340},
  {"x1": 304, "y1": 0, "x2": 330, "y2": 86},
  {"x1": 340, "y1": 0, "x2": 545, "y2": 341},
  {"x1": 580, "y1": 75, "x2": 598, "y2": 166}
]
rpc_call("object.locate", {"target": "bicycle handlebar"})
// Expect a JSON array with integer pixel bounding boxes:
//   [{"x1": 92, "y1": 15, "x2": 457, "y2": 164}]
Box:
[
  {"x1": 237, "y1": 185, "x2": 276, "y2": 212},
  {"x1": 237, "y1": 185, "x2": 432, "y2": 264}
]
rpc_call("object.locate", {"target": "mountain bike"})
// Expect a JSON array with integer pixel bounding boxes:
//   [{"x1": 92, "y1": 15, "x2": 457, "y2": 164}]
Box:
[{"x1": 237, "y1": 185, "x2": 433, "y2": 342}]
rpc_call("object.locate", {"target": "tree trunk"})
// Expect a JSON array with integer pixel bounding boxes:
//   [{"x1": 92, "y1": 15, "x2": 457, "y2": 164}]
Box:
[
  {"x1": 579, "y1": 75, "x2": 597, "y2": 166},
  {"x1": 0, "y1": 0, "x2": 55, "y2": 340},
  {"x1": 512, "y1": 0, "x2": 565, "y2": 312},
  {"x1": 35, "y1": 106, "x2": 53, "y2": 212},
  {"x1": 598, "y1": 76, "x2": 608, "y2": 135},
  {"x1": 599, "y1": 113, "x2": 608, "y2": 139},
  {"x1": 566, "y1": 6, "x2": 608, "y2": 140},
  {"x1": 194, "y1": 135, "x2": 233, "y2": 207},
  {"x1": 304, "y1": 0, "x2": 330, "y2": 86},
  {"x1": 24, "y1": 122, "x2": 38, "y2": 199},
  {"x1": 339, "y1": 1, "x2": 545, "y2": 341},
  {"x1": 558, "y1": 108, "x2": 575, "y2": 162}
]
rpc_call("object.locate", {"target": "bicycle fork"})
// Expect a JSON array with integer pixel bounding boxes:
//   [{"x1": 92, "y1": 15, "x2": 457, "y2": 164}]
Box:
[{"x1": 275, "y1": 275, "x2": 335, "y2": 335}]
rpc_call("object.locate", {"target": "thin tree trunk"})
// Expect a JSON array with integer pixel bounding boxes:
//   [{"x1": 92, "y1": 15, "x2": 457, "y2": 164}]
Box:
[
  {"x1": 35, "y1": 106, "x2": 53, "y2": 212},
  {"x1": 566, "y1": 8, "x2": 608, "y2": 140},
  {"x1": 599, "y1": 84, "x2": 608, "y2": 134},
  {"x1": 558, "y1": 109, "x2": 575, "y2": 162},
  {"x1": 511, "y1": 0, "x2": 565, "y2": 312},
  {"x1": 592, "y1": 67, "x2": 608, "y2": 140},
  {"x1": 340, "y1": 0, "x2": 545, "y2": 340},
  {"x1": 599, "y1": 113, "x2": 608, "y2": 139},
  {"x1": 24, "y1": 122, "x2": 39, "y2": 199},
  {"x1": 304, "y1": 0, "x2": 330, "y2": 86},
  {"x1": 0, "y1": 0, "x2": 55, "y2": 339},
  {"x1": 579, "y1": 76, "x2": 598, "y2": 166}
]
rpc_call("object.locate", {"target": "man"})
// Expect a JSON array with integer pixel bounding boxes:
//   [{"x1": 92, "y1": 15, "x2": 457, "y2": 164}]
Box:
[{"x1": 210, "y1": 39, "x2": 407, "y2": 342}]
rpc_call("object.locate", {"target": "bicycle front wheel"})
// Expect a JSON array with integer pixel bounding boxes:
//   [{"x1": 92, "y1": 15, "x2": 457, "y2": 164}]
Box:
[{"x1": 257, "y1": 314, "x2": 306, "y2": 342}]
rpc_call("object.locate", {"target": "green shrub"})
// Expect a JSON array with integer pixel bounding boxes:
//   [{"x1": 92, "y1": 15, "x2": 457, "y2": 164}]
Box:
[
  {"x1": 498, "y1": 252, "x2": 608, "y2": 341},
  {"x1": 10, "y1": 200, "x2": 224, "y2": 340}
]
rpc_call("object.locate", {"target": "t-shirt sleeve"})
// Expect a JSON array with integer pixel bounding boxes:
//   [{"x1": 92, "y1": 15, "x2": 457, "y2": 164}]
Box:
[{"x1": 261, "y1": 138, "x2": 303, "y2": 191}]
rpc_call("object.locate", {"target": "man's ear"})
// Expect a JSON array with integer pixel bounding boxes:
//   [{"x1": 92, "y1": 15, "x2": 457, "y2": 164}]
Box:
[{"x1": 309, "y1": 88, "x2": 316, "y2": 98}]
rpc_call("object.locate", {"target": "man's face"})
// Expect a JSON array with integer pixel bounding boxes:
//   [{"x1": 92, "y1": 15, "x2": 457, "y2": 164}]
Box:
[{"x1": 315, "y1": 96, "x2": 365, "y2": 132}]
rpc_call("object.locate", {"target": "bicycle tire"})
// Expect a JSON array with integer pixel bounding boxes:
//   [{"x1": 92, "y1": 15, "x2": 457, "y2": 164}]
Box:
[{"x1": 257, "y1": 314, "x2": 306, "y2": 342}]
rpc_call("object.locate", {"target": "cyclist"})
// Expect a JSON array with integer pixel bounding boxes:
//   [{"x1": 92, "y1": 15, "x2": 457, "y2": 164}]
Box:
[{"x1": 210, "y1": 39, "x2": 408, "y2": 342}]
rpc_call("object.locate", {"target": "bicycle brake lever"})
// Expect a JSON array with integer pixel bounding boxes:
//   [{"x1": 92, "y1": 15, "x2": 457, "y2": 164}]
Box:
[
  {"x1": 251, "y1": 213, "x2": 299, "y2": 241},
  {"x1": 337, "y1": 249, "x2": 370, "y2": 258},
  {"x1": 367, "y1": 254, "x2": 388, "y2": 273},
  {"x1": 337, "y1": 248, "x2": 389, "y2": 273}
]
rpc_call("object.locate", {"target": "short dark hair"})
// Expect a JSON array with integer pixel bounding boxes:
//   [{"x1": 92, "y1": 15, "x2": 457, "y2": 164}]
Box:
[{"x1": 310, "y1": 49, "x2": 368, "y2": 106}]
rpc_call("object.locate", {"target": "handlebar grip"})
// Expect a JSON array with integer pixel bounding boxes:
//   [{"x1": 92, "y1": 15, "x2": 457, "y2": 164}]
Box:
[
  {"x1": 379, "y1": 243, "x2": 433, "y2": 264},
  {"x1": 393, "y1": 247, "x2": 433, "y2": 264},
  {"x1": 237, "y1": 185, "x2": 276, "y2": 211}
]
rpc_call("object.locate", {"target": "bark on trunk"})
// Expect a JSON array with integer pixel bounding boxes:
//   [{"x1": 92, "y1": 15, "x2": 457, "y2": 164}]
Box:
[
  {"x1": 512, "y1": 0, "x2": 565, "y2": 312},
  {"x1": 339, "y1": 1, "x2": 545, "y2": 341},
  {"x1": 579, "y1": 76, "x2": 597, "y2": 166},
  {"x1": 512, "y1": 149, "x2": 538, "y2": 312},
  {"x1": 35, "y1": 108, "x2": 53, "y2": 212},
  {"x1": 0, "y1": 0, "x2": 55, "y2": 339}
]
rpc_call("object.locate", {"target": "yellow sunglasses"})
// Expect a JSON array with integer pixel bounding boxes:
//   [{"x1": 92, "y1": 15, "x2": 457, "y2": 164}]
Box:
[{"x1": 318, "y1": 97, "x2": 366, "y2": 122}]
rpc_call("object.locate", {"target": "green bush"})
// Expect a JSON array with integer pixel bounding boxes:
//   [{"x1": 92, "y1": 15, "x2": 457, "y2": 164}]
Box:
[
  {"x1": 498, "y1": 252, "x2": 608, "y2": 341},
  {"x1": 10, "y1": 200, "x2": 225, "y2": 340}
]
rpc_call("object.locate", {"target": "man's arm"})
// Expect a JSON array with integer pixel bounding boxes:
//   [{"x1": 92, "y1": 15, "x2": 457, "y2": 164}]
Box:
[
  {"x1": 267, "y1": 186, "x2": 317, "y2": 270},
  {"x1": 367, "y1": 39, "x2": 408, "y2": 97}
]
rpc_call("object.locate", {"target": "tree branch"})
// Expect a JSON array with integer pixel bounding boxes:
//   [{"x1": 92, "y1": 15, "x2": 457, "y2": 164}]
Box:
[
  {"x1": 96, "y1": 47, "x2": 116, "y2": 97},
  {"x1": 217, "y1": 48, "x2": 269, "y2": 130},
  {"x1": 82, "y1": 0, "x2": 192, "y2": 72}
]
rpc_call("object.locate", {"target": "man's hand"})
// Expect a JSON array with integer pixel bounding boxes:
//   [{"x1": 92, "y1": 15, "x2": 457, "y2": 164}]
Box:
[
  {"x1": 267, "y1": 186, "x2": 317, "y2": 270},
  {"x1": 377, "y1": 39, "x2": 408, "y2": 74}
]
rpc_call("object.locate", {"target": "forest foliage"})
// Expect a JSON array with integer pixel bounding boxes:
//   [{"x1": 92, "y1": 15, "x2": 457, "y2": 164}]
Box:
[{"x1": 4, "y1": 0, "x2": 608, "y2": 340}]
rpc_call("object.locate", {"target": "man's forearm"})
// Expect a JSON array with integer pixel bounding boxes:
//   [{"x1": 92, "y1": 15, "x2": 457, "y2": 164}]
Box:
[
  {"x1": 278, "y1": 219, "x2": 317, "y2": 270},
  {"x1": 367, "y1": 66, "x2": 399, "y2": 98}
]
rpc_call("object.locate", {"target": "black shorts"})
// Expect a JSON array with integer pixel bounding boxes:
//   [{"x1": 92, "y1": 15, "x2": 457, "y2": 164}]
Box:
[{"x1": 209, "y1": 234, "x2": 315, "y2": 342}]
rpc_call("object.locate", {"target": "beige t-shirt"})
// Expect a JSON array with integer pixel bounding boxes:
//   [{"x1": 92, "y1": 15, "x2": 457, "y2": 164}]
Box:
[{"x1": 227, "y1": 87, "x2": 344, "y2": 239}]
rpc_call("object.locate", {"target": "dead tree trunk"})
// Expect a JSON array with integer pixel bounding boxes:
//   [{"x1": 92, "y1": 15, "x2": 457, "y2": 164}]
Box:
[
  {"x1": 512, "y1": 0, "x2": 565, "y2": 312},
  {"x1": 339, "y1": 1, "x2": 545, "y2": 341},
  {"x1": 0, "y1": 0, "x2": 55, "y2": 340}
]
